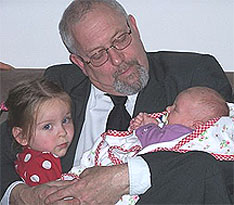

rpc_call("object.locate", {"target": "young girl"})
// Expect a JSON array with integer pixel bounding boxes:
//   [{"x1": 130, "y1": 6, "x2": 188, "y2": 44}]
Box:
[{"x1": 4, "y1": 77, "x2": 74, "y2": 186}]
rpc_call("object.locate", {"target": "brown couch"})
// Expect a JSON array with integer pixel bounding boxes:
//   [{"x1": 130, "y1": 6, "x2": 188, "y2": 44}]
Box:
[
  {"x1": 0, "y1": 68, "x2": 234, "y2": 124},
  {"x1": 0, "y1": 69, "x2": 43, "y2": 123}
]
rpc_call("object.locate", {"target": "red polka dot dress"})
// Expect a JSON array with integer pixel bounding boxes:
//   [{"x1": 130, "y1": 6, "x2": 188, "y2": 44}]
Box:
[{"x1": 14, "y1": 146, "x2": 62, "y2": 186}]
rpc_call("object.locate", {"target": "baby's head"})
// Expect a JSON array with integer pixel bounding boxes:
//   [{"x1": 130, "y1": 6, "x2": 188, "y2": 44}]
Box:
[
  {"x1": 6, "y1": 77, "x2": 74, "y2": 157},
  {"x1": 167, "y1": 86, "x2": 229, "y2": 129}
]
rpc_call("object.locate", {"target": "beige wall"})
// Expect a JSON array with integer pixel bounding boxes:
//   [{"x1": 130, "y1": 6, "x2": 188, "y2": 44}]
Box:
[{"x1": 1, "y1": 0, "x2": 234, "y2": 71}]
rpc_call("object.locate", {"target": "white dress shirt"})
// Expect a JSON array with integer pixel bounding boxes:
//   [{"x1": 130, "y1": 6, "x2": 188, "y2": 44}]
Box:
[
  {"x1": 74, "y1": 84, "x2": 137, "y2": 165},
  {"x1": 73, "y1": 85, "x2": 150, "y2": 195}
]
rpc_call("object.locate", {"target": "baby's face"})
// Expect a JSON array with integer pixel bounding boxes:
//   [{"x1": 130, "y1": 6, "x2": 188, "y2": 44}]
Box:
[{"x1": 166, "y1": 93, "x2": 196, "y2": 128}]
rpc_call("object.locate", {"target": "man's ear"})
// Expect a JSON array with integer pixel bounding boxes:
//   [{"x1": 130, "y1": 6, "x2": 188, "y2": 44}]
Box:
[
  {"x1": 70, "y1": 54, "x2": 88, "y2": 76},
  {"x1": 12, "y1": 127, "x2": 28, "y2": 146},
  {"x1": 128, "y1": 14, "x2": 140, "y2": 37}
]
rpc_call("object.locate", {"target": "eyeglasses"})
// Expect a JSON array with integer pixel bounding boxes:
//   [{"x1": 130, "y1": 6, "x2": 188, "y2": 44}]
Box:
[{"x1": 83, "y1": 25, "x2": 132, "y2": 67}]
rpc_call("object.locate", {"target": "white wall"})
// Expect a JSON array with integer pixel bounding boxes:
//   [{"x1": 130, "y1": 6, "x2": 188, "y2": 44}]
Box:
[{"x1": 1, "y1": 0, "x2": 234, "y2": 71}]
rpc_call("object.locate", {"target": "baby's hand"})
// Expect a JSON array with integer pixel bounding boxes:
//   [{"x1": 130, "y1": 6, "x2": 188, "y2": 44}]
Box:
[
  {"x1": 143, "y1": 113, "x2": 159, "y2": 125},
  {"x1": 130, "y1": 112, "x2": 158, "y2": 130},
  {"x1": 130, "y1": 112, "x2": 144, "y2": 130}
]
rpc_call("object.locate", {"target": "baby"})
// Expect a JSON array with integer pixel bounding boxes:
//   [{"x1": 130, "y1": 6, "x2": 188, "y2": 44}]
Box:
[{"x1": 131, "y1": 86, "x2": 229, "y2": 148}]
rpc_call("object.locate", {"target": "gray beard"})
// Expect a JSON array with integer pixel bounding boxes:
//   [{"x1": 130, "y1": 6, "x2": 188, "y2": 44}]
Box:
[{"x1": 113, "y1": 65, "x2": 149, "y2": 95}]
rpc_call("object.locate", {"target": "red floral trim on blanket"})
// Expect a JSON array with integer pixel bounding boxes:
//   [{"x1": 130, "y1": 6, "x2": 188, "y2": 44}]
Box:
[
  {"x1": 95, "y1": 113, "x2": 234, "y2": 165},
  {"x1": 105, "y1": 129, "x2": 133, "y2": 137},
  {"x1": 150, "y1": 117, "x2": 234, "y2": 161},
  {"x1": 95, "y1": 131, "x2": 141, "y2": 165},
  {"x1": 173, "y1": 117, "x2": 220, "y2": 149},
  {"x1": 94, "y1": 112, "x2": 168, "y2": 165},
  {"x1": 60, "y1": 173, "x2": 80, "y2": 180},
  {"x1": 107, "y1": 145, "x2": 142, "y2": 165},
  {"x1": 148, "y1": 111, "x2": 168, "y2": 119}
]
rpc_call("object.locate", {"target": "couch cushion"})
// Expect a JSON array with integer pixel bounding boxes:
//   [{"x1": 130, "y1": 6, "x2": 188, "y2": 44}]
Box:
[{"x1": 0, "y1": 69, "x2": 44, "y2": 123}]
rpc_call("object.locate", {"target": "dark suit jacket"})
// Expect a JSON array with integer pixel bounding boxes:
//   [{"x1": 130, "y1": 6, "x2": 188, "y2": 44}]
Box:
[{"x1": 1, "y1": 51, "x2": 233, "y2": 201}]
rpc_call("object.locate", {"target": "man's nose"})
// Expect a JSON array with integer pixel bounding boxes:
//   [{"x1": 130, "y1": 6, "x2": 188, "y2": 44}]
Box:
[{"x1": 108, "y1": 48, "x2": 125, "y2": 66}]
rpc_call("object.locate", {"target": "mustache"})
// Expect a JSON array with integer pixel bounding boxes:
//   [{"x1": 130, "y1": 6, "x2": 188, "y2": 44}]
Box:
[{"x1": 113, "y1": 60, "x2": 140, "y2": 78}]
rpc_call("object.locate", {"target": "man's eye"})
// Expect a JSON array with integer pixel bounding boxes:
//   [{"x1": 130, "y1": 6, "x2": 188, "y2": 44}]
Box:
[
  {"x1": 43, "y1": 124, "x2": 52, "y2": 130},
  {"x1": 91, "y1": 50, "x2": 105, "y2": 61},
  {"x1": 116, "y1": 33, "x2": 127, "y2": 43},
  {"x1": 116, "y1": 34, "x2": 127, "y2": 41}
]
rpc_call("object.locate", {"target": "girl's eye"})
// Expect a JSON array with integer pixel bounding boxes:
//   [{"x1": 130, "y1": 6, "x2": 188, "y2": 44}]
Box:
[
  {"x1": 63, "y1": 116, "x2": 71, "y2": 124},
  {"x1": 43, "y1": 124, "x2": 52, "y2": 130}
]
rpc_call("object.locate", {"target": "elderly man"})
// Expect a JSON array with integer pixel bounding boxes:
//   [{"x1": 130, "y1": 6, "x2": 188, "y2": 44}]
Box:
[{"x1": 1, "y1": 0, "x2": 233, "y2": 204}]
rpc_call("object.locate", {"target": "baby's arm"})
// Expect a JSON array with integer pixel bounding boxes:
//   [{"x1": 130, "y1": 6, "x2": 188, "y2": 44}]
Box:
[{"x1": 130, "y1": 112, "x2": 158, "y2": 130}]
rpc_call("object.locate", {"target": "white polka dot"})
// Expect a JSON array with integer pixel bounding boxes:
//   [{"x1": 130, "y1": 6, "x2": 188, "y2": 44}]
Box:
[
  {"x1": 30, "y1": 175, "x2": 40, "y2": 182},
  {"x1": 42, "y1": 160, "x2": 52, "y2": 169},
  {"x1": 15, "y1": 164, "x2": 18, "y2": 170},
  {"x1": 20, "y1": 177, "x2": 25, "y2": 183},
  {"x1": 24, "y1": 154, "x2": 31, "y2": 162},
  {"x1": 53, "y1": 154, "x2": 59, "y2": 158}
]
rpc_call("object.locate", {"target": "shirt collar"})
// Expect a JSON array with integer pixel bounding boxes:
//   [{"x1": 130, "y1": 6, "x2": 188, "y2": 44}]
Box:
[
  {"x1": 90, "y1": 84, "x2": 138, "y2": 115},
  {"x1": 91, "y1": 84, "x2": 138, "y2": 101}
]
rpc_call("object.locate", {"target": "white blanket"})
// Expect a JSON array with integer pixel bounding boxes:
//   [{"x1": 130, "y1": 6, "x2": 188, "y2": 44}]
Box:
[{"x1": 66, "y1": 103, "x2": 234, "y2": 205}]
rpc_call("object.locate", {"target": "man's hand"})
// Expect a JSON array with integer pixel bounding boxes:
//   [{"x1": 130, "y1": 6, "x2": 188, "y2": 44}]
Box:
[
  {"x1": 0, "y1": 62, "x2": 14, "y2": 70},
  {"x1": 45, "y1": 164, "x2": 129, "y2": 205},
  {"x1": 10, "y1": 180, "x2": 79, "y2": 204}
]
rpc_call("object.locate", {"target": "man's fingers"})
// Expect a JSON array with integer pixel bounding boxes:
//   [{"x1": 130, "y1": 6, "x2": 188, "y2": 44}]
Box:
[
  {"x1": 45, "y1": 180, "x2": 78, "y2": 204},
  {"x1": 47, "y1": 179, "x2": 78, "y2": 187},
  {"x1": 45, "y1": 190, "x2": 67, "y2": 204},
  {"x1": 38, "y1": 186, "x2": 59, "y2": 199},
  {"x1": 47, "y1": 197, "x2": 80, "y2": 205}
]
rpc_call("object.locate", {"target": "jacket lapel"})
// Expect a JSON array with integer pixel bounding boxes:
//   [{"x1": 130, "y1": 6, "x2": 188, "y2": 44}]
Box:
[
  {"x1": 134, "y1": 54, "x2": 167, "y2": 116},
  {"x1": 61, "y1": 79, "x2": 91, "y2": 172}
]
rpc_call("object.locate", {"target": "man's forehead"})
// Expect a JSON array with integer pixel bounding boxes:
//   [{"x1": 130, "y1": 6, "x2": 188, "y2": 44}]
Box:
[{"x1": 73, "y1": 10, "x2": 127, "y2": 53}]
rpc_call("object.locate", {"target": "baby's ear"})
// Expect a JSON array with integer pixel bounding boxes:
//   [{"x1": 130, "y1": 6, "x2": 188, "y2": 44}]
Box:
[
  {"x1": 192, "y1": 120, "x2": 205, "y2": 129},
  {"x1": 12, "y1": 127, "x2": 28, "y2": 146}
]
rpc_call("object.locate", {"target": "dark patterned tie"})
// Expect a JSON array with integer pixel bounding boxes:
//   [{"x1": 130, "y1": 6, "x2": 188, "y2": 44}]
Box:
[{"x1": 105, "y1": 94, "x2": 131, "y2": 131}]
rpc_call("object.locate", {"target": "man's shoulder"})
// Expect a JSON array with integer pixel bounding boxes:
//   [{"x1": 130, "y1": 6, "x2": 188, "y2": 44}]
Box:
[
  {"x1": 44, "y1": 63, "x2": 89, "y2": 92},
  {"x1": 147, "y1": 50, "x2": 212, "y2": 57},
  {"x1": 146, "y1": 50, "x2": 218, "y2": 74},
  {"x1": 147, "y1": 50, "x2": 215, "y2": 63},
  {"x1": 45, "y1": 63, "x2": 83, "y2": 77}
]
